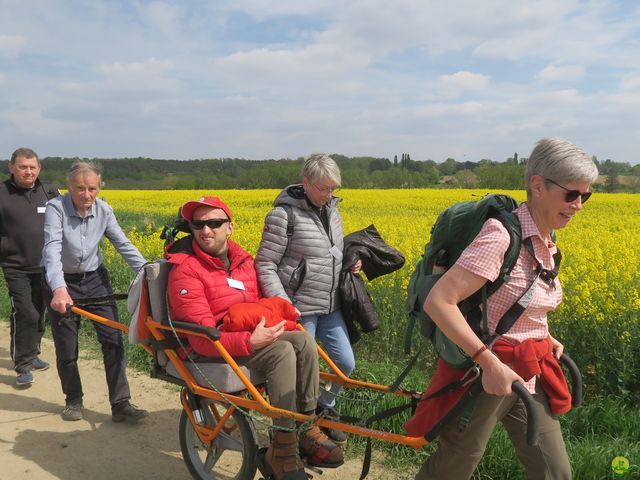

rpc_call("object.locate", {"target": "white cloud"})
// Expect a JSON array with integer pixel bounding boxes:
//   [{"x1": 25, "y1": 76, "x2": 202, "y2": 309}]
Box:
[
  {"x1": 97, "y1": 58, "x2": 174, "y2": 76},
  {"x1": 620, "y1": 73, "x2": 640, "y2": 91},
  {"x1": 0, "y1": 1, "x2": 639, "y2": 163},
  {"x1": 0, "y1": 35, "x2": 26, "y2": 58},
  {"x1": 140, "y1": 1, "x2": 185, "y2": 35},
  {"x1": 538, "y1": 64, "x2": 585, "y2": 83},
  {"x1": 440, "y1": 71, "x2": 490, "y2": 92}
]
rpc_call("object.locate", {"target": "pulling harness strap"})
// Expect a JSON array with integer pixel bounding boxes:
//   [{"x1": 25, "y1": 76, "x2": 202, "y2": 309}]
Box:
[
  {"x1": 358, "y1": 401, "x2": 420, "y2": 480},
  {"x1": 71, "y1": 293, "x2": 129, "y2": 306},
  {"x1": 387, "y1": 349, "x2": 422, "y2": 393}
]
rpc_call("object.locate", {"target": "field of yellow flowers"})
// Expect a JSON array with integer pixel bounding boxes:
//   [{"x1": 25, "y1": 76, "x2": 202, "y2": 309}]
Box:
[
  {"x1": 1, "y1": 188, "x2": 636, "y2": 478},
  {"x1": 101, "y1": 188, "x2": 640, "y2": 401}
]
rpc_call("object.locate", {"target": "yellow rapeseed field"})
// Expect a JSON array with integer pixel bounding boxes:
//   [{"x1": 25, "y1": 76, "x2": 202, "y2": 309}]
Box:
[{"x1": 102, "y1": 188, "x2": 640, "y2": 331}]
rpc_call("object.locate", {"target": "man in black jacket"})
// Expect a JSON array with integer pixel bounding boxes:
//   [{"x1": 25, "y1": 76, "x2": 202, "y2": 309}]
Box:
[{"x1": 0, "y1": 148, "x2": 59, "y2": 386}]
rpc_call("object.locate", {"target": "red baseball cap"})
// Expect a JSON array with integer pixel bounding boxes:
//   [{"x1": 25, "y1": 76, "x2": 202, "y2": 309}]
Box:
[{"x1": 180, "y1": 196, "x2": 232, "y2": 222}]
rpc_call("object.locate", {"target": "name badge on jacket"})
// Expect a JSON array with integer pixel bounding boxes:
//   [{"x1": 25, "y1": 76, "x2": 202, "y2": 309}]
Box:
[{"x1": 227, "y1": 278, "x2": 245, "y2": 290}]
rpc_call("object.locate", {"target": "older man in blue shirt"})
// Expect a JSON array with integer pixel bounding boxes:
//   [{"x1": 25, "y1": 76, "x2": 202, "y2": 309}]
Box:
[{"x1": 43, "y1": 161, "x2": 148, "y2": 423}]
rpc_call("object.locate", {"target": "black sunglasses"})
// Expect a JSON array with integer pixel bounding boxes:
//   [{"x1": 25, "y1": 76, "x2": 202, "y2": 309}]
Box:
[
  {"x1": 545, "y1": 178, "x2": 592, "y2": 204},
  {"x1": 189, "y1": 219, "x2": 229, "y2": 230}
]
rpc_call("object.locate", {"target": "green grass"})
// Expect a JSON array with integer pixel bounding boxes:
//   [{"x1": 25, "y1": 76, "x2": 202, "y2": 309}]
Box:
[
  {"x1": 334, "y1": 360, "x2": 640, "y2": 479},
  {"x1": 2, "y1": 205, "x2": 638, "y2": 479},
  {"x1": 2, "y1": 283, "x2": 639, "y2": 479}
]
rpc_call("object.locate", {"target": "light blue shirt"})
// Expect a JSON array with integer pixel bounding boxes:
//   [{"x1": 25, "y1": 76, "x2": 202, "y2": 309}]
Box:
[{"x1": 43, "y1": 193, "x2": 146, "y2": 291}]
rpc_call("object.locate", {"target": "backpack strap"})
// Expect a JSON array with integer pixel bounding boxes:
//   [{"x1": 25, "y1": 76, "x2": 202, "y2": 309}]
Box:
[
  {"x1": 488, "y1": 236, "x2": 560, "y2": 342},
  {"x1": 280, "y1": 204, "x2": 294, "y2": 258}
]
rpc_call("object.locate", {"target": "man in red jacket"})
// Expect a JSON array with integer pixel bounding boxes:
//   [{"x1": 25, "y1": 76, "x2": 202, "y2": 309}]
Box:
[{"x1": 165, "y1": 196, "x2": 342, "y2": 480}]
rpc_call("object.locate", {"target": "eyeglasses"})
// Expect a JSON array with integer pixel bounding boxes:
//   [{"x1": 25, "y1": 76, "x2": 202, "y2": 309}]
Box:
[
  {"x1": 313, "y1": 183, "x2": 340, "y2": 194},
  {"x1": 189, "y1": 219, "x2": 229, "y2": 230},
  {"x1": 545, "y1": 178, "x2": 592, "y2": 204}
]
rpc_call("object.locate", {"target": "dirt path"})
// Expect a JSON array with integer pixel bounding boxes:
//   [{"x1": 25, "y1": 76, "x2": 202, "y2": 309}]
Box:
[{"x1": 0, "y1": 322, "x2": 406, "y2": 479}]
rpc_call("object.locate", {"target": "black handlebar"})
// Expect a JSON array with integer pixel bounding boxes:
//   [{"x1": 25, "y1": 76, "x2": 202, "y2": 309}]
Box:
[
  {"x1": 511, "y1": 381, "x2": 539, "y2": 446},
  {"x1": 509, "y1": 353, "x2": 583, "y2": 447},
  {"x1": 559, "y1": 353, "x2": 583, "y2": 407},
  {"x1": 426, "y1": 377, "x2": 541, "y2": 446}
]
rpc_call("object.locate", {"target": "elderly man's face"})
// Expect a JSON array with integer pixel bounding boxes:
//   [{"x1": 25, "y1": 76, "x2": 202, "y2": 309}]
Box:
[
  {"x1": 9, "y1": 155, "x2": 41, "y2": 189},
  {"x1": 191, "y1": 206, "x2": 233, "y2": 257},
  {"x1": 67, "y1": 172, "x2": 100, "y2": 216}
]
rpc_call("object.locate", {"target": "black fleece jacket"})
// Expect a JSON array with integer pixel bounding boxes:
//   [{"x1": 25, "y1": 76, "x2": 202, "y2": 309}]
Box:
[{"x1": 0, "y1": 176, "x2": 59, "y2": 271}]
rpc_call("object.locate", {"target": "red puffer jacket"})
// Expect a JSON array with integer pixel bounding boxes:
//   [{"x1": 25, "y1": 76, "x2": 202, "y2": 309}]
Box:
[{"x1": 165, "y1": 236, "x2": 261, "y2": 357}]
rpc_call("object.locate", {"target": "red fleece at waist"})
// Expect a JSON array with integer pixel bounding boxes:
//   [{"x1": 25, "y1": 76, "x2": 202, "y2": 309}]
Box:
[
  {"x1": 404, "y1": 337, "x2": 572, "y2": 438},
  {"x1": 493, "y1": 337, "x2": 572, "y2": 415}
]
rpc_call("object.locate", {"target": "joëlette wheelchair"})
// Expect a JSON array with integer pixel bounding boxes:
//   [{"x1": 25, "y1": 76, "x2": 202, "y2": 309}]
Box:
[{"x1": 70, "y1": 260, "x2": 581, "y2": 480}]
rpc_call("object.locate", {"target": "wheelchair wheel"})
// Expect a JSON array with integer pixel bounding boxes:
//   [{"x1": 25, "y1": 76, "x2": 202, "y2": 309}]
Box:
[{"x1": 179, "y1": 399, "x2": 258, "y2": 480}]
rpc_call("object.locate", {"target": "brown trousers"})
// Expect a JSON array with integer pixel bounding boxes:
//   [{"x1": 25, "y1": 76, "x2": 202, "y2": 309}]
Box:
[
  {"x1": 415, "y1": 380, "x2": 571, "y2": 480},
  {"x1": 245, "y1": 331, "x2": 319, "y2": 428}
]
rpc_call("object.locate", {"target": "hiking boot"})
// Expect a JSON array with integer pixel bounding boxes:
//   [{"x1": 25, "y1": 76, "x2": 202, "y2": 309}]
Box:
[
  {"x1": 264, "y1": 431, "x2": 307, "y2": 480},
  {"x1": 16, "y1": 371, "x2": 34, "y2": 387},
  {"x1": 32, "y1": 357, "x2": 50, "y2": 371},
  {"x1": 315, "y1": 406, "x2": 348, "y2": 445},
  {"x1": 299, "y1": 424, "x2": 343, "y2": 468},
  {"x1": 111, "y1": 402, "x2": 149, "y2": 423},
  {"x1": 62, "y1": 403, "x2": 83, "y2": 421}
]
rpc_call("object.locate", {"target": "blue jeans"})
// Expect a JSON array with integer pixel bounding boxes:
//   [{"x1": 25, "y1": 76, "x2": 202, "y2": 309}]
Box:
[{"x1": 301, "y1": 309, "x2": 355, "y2": 409}]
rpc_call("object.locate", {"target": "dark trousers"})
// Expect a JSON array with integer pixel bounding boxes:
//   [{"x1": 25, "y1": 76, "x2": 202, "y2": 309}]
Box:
[
  {"x1": 3, "y1": 268, "x2": 46, "y2": 373},
  {"x1": 44, "y1": 265, "x2": 131, "y2": 408}
]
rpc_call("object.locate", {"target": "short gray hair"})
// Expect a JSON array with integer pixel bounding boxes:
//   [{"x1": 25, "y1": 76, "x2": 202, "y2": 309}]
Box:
[
  {"x1": 11, "y1": 147, "x2": 40, "y2": 164},
  {"x1": 525, "y1": 138, "x2": 598, "y2": 196},
  {"x1": 302, "y1": 153, "x2": 341, "y2": 186},
  {"x1": 66, "y1": 161, "x2": 102, "y2": 183}
]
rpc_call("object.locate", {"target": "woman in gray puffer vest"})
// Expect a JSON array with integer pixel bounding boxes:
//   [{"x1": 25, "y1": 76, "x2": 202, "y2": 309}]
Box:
[{"x1": 256, "y1": 154, "x2": 361, "y2": 445}]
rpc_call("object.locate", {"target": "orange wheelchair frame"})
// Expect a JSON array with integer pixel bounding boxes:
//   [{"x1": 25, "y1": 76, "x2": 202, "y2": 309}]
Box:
[
  {"x1": 72, "y1": 303, "x2": 429, "y2": 480},
  {"x1": 67, "y1": 259, "x2": 570, "y2": 480}
]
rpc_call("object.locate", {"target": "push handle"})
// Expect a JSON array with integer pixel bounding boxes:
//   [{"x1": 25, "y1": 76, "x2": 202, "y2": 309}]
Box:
[
  {"x1": 511, "y1": 382, "x2": 539, "y2": 446},
  {"x1": 559, "y1": 353, "x2": 583, "y2": 407}
]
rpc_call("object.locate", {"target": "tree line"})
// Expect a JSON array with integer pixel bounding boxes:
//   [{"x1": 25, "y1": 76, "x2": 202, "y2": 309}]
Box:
[{"x1": 1, "y1": 154, "x2": 638, "y2": 191}]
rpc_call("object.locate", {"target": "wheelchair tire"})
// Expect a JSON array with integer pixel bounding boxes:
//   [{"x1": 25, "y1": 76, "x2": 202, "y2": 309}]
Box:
[{"x1": 179, "y1": 399, "x2": 258, "y2": 480}]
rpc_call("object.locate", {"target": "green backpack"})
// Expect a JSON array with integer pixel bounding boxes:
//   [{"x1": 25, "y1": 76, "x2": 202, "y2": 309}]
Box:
[{"x1": 405, "y1": 194, "x2": 557, "y2": 370}]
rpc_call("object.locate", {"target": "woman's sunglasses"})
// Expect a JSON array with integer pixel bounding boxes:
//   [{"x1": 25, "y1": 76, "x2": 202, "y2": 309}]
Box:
[
  {"x1": 189, "y1": 219, "x2": 229, "y2": 230},
  {"x1": 545, "y1": 178, "x2": 592, "y2": 204}
]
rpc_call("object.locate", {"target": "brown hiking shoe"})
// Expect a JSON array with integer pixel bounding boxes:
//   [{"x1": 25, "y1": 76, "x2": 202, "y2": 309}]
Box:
[
  {"x1": 299, "y1": 424, "x2": 344, "y2": 468},
  {"x1": 265, "y1": 431, "x2": 307, "y2": 480}
]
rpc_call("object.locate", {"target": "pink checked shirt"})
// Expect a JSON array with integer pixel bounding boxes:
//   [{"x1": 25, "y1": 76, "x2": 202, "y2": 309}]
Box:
[{"x1": 456, "y1": 202, "x2": 562, "y2": 392}]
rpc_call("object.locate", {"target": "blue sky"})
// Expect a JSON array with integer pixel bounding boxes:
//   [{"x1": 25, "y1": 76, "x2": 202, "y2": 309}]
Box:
[{"x1": 1, "y1": 1, "x2": 639, "y2": 164}]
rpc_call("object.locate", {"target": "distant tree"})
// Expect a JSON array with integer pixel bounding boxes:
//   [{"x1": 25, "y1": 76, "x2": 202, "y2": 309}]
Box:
[
  {"x1": 368, "y1": 157, "x2": 392, "y2": 173},
  {"x1": 605, "y1": 162, "x2": 620, "y2": 192},
  {"x1": 393, "y1": 155, "x2": 398, "y2": 167},
  {"x1": 627, "y1": 175, "x2": 640, "y2": 193},
  {"x1": 475, "y1": 163, "x2": 525, "y2": 189},
  {"x1": 422, "y1": 165, "x2": 440, "y2": 185},
  {"x1": 452, "y1": 169, "x2": 479, "y2": 188},
  {"x1": 438, "y1": 158, "x2": 458, "y2": 176}
]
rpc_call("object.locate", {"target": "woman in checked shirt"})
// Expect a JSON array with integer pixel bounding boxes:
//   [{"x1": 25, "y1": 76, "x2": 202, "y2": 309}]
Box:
[{"x1": 415, "y1": 138, "x2": 598, "y2": 480}]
